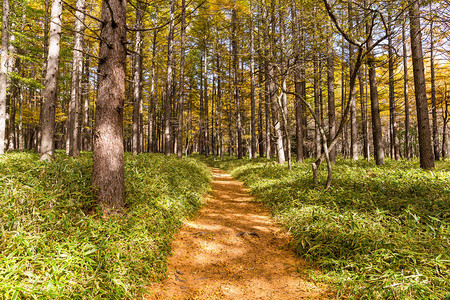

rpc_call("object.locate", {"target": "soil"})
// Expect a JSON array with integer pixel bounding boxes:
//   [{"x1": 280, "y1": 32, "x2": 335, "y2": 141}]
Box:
[{"x1": 146, "y1": 167, "x2": 332, "y2": 299}]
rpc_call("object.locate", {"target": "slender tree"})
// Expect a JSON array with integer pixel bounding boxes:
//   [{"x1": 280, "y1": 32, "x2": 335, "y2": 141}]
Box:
[
  {"x1": 40, "y1": 0, "x2": 62, "y2": 161},
  {"x1": 132, "y1": 0, "x2": 143, "y2": 155},
  {"x1": 0, "y1": 0, "x2": 9, "y2": 155},
  {"x1": 67, "y1": 0, "x2": 86, "y2": 157},
  {"x1": 177, "y1": 0, "x2": 187, "y2": 158},
  {"x1": 409, "y1": 0, "x2": 435, "y2": 169}
]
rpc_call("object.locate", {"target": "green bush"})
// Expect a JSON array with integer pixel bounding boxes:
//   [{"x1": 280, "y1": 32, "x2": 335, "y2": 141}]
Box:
[
  {"x1": 205, "y1": 157, "x2": 449, "y2": 299},
  {"x1": 0, "y1": 152, "x2": 211, "y2": 299}
]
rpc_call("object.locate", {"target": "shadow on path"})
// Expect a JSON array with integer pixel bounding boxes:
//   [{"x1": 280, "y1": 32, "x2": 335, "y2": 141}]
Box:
[{"x1": 146, "y1": 168, "x2": 332, "y2": 299}]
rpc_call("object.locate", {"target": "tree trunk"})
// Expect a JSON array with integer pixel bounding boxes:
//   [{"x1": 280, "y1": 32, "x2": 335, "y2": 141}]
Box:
[
  {"x1": 314, "y1": 56, "x2": 321, "y2": 159},
  {"x1": 348, "y1": 3, "x2": 358, "y2": 161},
  {"x1": 429, "y1": 10, "x2": 440, "y2": 160},
  {"x1": 366, "y1": 17, "x2": 385, "y2": 166},
  {"x1": 177, "y1": 0, "x2": 186, "y2": 158},
  {"x1": 0, "y1": 0, "x2": 9, "y2": 154},
  {"x1": 132, "y1": 0, "x2": 143, "y2": 155},
  {"x1": 40, "y1": 0, "x2": 62, "y2": 161},
  {"x1": 250, "y1": 0, "x2": 257, "y2": 159},
  {"x1": 164, "y1": 0, "x2": 175, "y2": 156},
  {"x1": 388, "y1": 14, "x2": 400, "y2": 160},
  {"x1": 232, "y1": 7, "x2": 243, "y2": 159},
  {"x1": 67, "y1": 0, "x2": 86, "y2": 157},
  {"x1": 402, "y1": 15, "x2": 410, "y2": 160},
  {"x1": 148, "y1": 27, "x2": 158, "y2": 153},
  {"x1": 327, "y1": 34, "x2": 336, "y2": 164},
  {"x1": 93, "y1": 0, "x2": 127, "y2": 214},
  {"x1": 409, "y1": 1, "x2": 435, "y2": 169},
  {"x1": 359, "y1": 69, "x2": 369, "y2": 160}
]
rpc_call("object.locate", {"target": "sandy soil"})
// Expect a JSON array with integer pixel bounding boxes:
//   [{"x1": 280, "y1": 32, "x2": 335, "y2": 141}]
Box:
[{"x1": 146, "y1": 168, "x2": 332, "y2": 299}]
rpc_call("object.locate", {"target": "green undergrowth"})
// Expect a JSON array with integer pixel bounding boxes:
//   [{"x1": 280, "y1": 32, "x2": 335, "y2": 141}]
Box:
[
  {"x1": 205, "y1": 156, "x2": 449, "y2": 299},
  {"x1": 0, "y1": 151, "x2": 211, "y2": 299}
]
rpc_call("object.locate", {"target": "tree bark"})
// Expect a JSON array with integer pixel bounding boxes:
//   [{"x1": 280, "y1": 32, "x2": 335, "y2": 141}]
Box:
[
  {"x1": 132, "y1": 0, "x2": 143, "y2": 155},
  {"x1": 164, "y1": 0, "x2": 175, "y2": 156},
  {"x1": 348, "y1": 3, "x2": 358, "y2": 161},
  {"x1": 0, "y1": 0, "x2": 9, "y2": 154},
  {"x1": 409, "y1": 1, "x2": 435, "y2": 169},
  {"x1": 250, "y1": 0, "x2": 257, "y2": 159},
  {"x1": 232, "y1": 7, "x2": 243, "y2": 159},
  {"x1": 326, "y1": 28, "x2": 336, "y2": 164},
  {"x1": 388, "y1": 14, "x2": 400, "y2": 160},
  {"x1": 429, "y1": 10, "x2": 440, "y2": 160},
  {"x1": 93, "y1": 0, "x2": 127, "y2": 214},
  {"x1": 366, "y1": 17, "x2": 385, "y2": 166},
  {"x1": 67, "y1": 0, "x2": 86, "y2": 157},
  {"x1": 40, "y1": 0, "x2": 62, "y2": 161},
  {"x1": 402, "y1": 15, "x2": 410, "y2": 160},
  {"x1": 177, "y1": 0, "x2": 186, "y2": 158}
]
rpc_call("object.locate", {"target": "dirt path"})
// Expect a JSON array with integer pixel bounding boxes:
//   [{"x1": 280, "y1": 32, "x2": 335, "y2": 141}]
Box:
[{"x1": 147, "y1": 168, "x2": 331, "y2": 299}]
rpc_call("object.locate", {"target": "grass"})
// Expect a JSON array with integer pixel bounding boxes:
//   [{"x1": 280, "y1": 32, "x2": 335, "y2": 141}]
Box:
[
  {"x1": 205, "y1": 156, "x2": 449, "y2": 299},
  {"x1": 0, "y1": 151, "x2": 211, "y2": 299}
]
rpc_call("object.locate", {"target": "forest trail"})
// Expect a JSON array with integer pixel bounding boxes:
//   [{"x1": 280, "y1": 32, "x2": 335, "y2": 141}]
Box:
[{"x1": 147, "y1": 168, "x2": 332, "y2": 299}]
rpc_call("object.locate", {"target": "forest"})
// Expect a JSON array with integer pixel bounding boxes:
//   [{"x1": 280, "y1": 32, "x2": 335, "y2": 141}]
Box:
[{"x1": 0, "y1": 0, "x2": 449, "y2": 299}]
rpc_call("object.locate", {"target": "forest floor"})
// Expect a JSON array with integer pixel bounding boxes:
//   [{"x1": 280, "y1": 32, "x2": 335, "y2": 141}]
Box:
[{"x1": 146, "y1": 167, "x2": 333, "y2": 299}]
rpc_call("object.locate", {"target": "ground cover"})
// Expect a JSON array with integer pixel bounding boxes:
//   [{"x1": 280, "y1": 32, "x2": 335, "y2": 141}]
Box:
[
  {"x1": 205, "y1": 156, "x2": 449, "y2": 299},
  {"x1": 0, "y1": 152, "x2": 211, "y2": 299}
]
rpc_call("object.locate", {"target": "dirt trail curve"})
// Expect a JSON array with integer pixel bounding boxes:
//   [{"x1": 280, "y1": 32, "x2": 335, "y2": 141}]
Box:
[{"x1": 147, "y1": 167, "x2": 331, "y2": 299}]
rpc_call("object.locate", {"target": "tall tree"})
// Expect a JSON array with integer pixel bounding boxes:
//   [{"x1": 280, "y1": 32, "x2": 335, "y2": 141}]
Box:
[
  {"x1": 93, "y1": 0, "x2": 127, "y2": 214},
  {"x1": 250, "y1": 0, "x2": 257, "y2": 159},
  {"x1": 67, "y1": 0, "x2": 86, "y2": 157},
  {"x1": 177, "y1": 0, "x2": 187, "y2": 158},
  {"x1": 388, "y1": 12, "x2": 400, "y2": 160},
  {"x1": 164, "y1": 0, "x2": 176, "y2": 156},
  {"x1": 0, "y1": 0, "x2": 9, "y2": 155},
  {"x1": 366, "y1": 7, "x2": 384, "y2": 166},
  {"x1": 402, "y1": 14, "x2": 410, "y2": 159},
  {"x1": 40, "y1": 0, "x2": 63, "y2": 161},
  {"x1": 409, "y1": 0, "x2": 434, "y2": 169},
  {"x1": 429, "y1": 5, "x2": 440, "y2": 160},
  {"x1": 132, "y1": 0, "x2": 143, "y2": 156}
]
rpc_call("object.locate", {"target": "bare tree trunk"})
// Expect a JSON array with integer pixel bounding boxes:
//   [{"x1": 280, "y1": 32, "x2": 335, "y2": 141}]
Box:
[
  {"x1": 82, "y1": 48, "x2": 91, "y2": 151},
  {"x1": 164, "y1": 0, "x2": 175, "y2": 156},
  {"x1": 0, "y1": 0, "x2": 9, "y2": 154},
  {"x1": 409, "y1": 1, "x2": 435, "y2": 169},
  {"x1": 402, "y1": 15, "x2": 410, "y2": 160},
  {"x1": 366, "y1": 16, "x2": 384, "y2": 166},
  {"x1": 67, "y1": 0, "x2": 86, "y2": 157},
  {"x1": 177, "y1": 0, "x2": 186, "y2": 158},
  {"x1": 388, "y1": 14, "x2": 400, "y2": 160},
  {"x1": 258, "y1": 58, "x2": 265, "y2": 157},
  {"x1": 148, "y1": 27, "x2": 158, "y2": 153},
  {"x1": 314, "y1": 56, "x2": 321, "y2": 159},
  {"x1": 327, "y1": 34, "x2": 336, "y2": 164},
  {"x1": 348, "y1": 3, "x2": 358, "y2": 161},
  {"x1": 203, "y1": 39, "x2": 209, "y2": 157},
  {"x1": 132, "y1": 0, "x2": 143, "y2": 155},
  {"x1": 359, "y1": 69, "x2": 369, "y2": 160},
  {"x1": 250, "y1": 0, "x2": 257, "y2": 158},
  {"x1": 40, "y1": 0, "x2": 62, "y2": 161},
  {"x1": 93, "y1": 0, "x2": 127, "y2": 214},
  {"x1": 232, "y1": 7, "x2": 243, "y2": 159},
  {"x1": 429, "y1": 10, "x2": 440, "y2": 160},
  {"x1": 442, "y1": 87, "x2": 448, "y2": 158}
]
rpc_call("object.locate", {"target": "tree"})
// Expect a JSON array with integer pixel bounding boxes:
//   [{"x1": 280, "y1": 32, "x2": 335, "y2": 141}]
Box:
[
  {"x1": 67, "y1": 0, "x2": 86, "y2": 157},
  {"x1": 0, "y1": 0, "x2": 9, "y2": 155},
  {"x1": 164, "y1": 0, "x2": 176, "y2": 156},
  {"x1": 177, "y1": 0, "x2": 187, "y2": 158},
  {"x1": 409, "y1": 0, "x2": 435, "y2": 169},
  {"x1": 40, "y1": 0, "x2": 63, "y2": 161},
  {"x1": 93, "y1": 0, "x2": 127, "y2": 214},
  {"x1": 132, "y1": 0, "x2": 144, "y2": 156}
]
